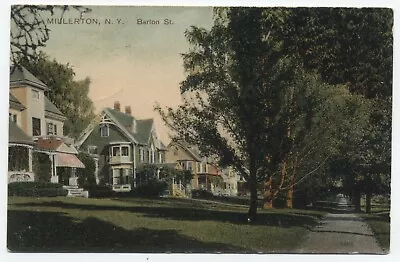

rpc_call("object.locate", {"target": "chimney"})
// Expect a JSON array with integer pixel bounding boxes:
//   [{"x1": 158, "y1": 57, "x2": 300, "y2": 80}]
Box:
[
  {"x1": 114, "y1": 101, "x2": 120, "y2": 111},
  {"x1": 125, "y1": 106, "x2": 131, "y2": 115}
]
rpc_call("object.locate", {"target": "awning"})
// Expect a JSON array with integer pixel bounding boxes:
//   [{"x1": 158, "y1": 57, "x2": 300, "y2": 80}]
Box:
[{"x1": 56, "y1": 153, "x2": 85, "y2": 168}]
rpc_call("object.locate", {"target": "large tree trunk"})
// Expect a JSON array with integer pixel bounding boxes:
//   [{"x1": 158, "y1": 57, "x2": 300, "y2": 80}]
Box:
[
  {"x1": 365, "y1": 191, "x2": 372, "y2": 213},
  {"x1": 286, "y1": 157, "x2": 297, "y2": 208},
  {"x1": 353, "y1": 189, "x2": 361, "y2": 212},
  {"x1": 247, "y1": 161, "x2": 258, "y2": 222},
  {"x1": 263, "y1": 176, "x2": 273, "y2": 209},
  {"x1": 248, "y1": 178, "x2": 258, "y2": 222}
]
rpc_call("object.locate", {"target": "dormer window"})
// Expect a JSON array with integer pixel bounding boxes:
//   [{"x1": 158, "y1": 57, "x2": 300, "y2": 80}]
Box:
[
  {"x1": 32, "y1": 89, "x2": 40, "y2": 99},
  {"x1": 47, "y1": 122, "x2": 54, "y2": 135},
  {"x1": 100, "y1": 124, "x2": 109, "y2": 137}
]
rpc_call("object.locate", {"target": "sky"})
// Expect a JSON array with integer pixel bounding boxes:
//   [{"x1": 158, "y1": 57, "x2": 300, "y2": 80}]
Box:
[{"x1": 38, "y1": 6, "x2": 214, "y2": 143}]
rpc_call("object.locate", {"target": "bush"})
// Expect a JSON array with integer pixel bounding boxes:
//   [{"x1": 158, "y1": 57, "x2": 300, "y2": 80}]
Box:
[
  {"x1": 8, "y1": 182, "x2": 67, "y2": 197},
  {"x1": 77, "y1": 152, "x2": 96, "y2": 187},
  {"x1": 130, "y1": 181, "x2": 167, "y2": 197},
  {"x1": 32, "y1": 152, "x2": 52, "y2": 182},
  {"x1": 83, "y1": 184, "x2": 113, "y2": 198},
  {"x1": 191, "y1": 189, "x2": 214, "y2": 198}
]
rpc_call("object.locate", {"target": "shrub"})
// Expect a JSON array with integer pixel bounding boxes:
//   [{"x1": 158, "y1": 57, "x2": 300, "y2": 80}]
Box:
[
  {"x1": 77, "y1": 152, "x2": 96, "y2": 187},
  {"x1": 130, "y1": 181, "x2": 167, "y2": 197},
  {"x1": 8, "y1": 182, "x2": 67, "y2": 197},
  {"x1": 83, "y1": 184, "x2": 113, "y2": 198},
  {"x1": 32, "y1": 152, "x2": 52, "y2": 182},
  {"x1": 191, "y1": 189, "x2": 214, "y2": 198}
]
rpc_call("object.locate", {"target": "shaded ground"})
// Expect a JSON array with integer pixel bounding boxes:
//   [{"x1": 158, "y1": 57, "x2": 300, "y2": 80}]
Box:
[
  {"x1": 7, "y1": 196, "x2": 325, "y2": 253},
  {"x1": 295, "y1": 197, "x2": 386, "y2": 254}
]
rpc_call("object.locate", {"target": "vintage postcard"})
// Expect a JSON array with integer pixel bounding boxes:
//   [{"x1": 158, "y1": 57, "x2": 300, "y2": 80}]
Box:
[{"x1": 5, "y1": 2, "x2": 392, "y2": 255}]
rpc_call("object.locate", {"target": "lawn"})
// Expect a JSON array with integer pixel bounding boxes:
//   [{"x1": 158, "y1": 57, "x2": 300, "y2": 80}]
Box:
[
  {"x1": 7, "y1": 196, "x2": 326, "y2": 253},
  {"x1": 359, "y1": 196, "x2": 390, "y2": 251}
]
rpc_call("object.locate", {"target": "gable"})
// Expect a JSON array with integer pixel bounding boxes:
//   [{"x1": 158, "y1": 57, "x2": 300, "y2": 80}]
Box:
[
  {"x1": 75, "y1": 109, "x2": 137, "y2": 149},
  {"x1": 165, "y1": 142, "x2": 201, "y2": 162},
  {"x1": 80, "y1": 122, "x2": 131, "y2": 152}
]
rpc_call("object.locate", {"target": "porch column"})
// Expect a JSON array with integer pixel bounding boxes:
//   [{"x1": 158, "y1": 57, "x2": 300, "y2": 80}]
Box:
[
  {"x1": 49, "y1": 154, "x2": 54, "y2": 177},
  {"x1": 94, "y1": 158, "x2": 99, "y2": 184},
  {"x1": 133, "y1": 169, "x2": 137, "y2": 188},
  {"x1": 28, "y1": 147, "x2": 33, "y2": 173}
]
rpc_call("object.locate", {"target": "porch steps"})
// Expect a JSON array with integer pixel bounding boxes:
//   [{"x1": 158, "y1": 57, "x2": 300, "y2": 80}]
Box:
[{"x1": 63, "y1": 186, "x2": 89, "y2": 198}]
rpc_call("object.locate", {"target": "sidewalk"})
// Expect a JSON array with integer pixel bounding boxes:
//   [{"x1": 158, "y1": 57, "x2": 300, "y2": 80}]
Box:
[{"x1": 295, "y1": 197, "x2": 384, "y2": 254}]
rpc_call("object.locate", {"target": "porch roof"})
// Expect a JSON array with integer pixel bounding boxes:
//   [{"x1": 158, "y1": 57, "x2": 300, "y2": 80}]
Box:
[
  {"x1": 9, "y1": 121, "x2": 34, "y2": 145},
  {"x1": 56, "y1": 153, "x2": 85, "y2": 168}
]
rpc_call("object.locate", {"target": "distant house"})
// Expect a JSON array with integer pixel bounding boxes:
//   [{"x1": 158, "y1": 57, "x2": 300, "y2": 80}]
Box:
[
  {"x1": 8, "y1": 66, "x2": 85, "y2": 185},
  {"x1": 220, "y1": 167, "x2": 240, "y2": 196},
  {"x1": 165, "y1": 141, "x2": 224, "y2": 194},
  {"x1": 75, "y1": 101, "x2": 167, "y2": 192}
]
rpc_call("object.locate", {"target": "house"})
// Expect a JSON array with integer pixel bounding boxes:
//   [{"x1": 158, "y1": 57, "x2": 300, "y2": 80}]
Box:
[
  {"x1": 75, "y1": 101, "x2": 167, "y2": 192},
  {"x1": 165, "y1": 141, "x2": 223, "y2": 194},
  {"x1": 8, "y1": 66, "x2": 85, "y2": 185},
  {"x1": 219, "y1": 167, "x2": 240, "y2": 196}
]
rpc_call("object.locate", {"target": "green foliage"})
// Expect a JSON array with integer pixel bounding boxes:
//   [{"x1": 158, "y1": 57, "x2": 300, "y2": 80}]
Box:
[
  {"x1": 8, "y1": 147, "x2": 29, "y2": 171},
  {"x1": 76, "y1": 152, "x2": 96, "y2": 187},
  {"x1": 282, "y1": 8, "x2": 393, "y2": 99},
  {"x1": 32, "y1": 152, "x2": 52, "y2": 182},
  {"x1": 131, "y1": 181, "x2": 168, "y2": 197},
  {"x1": 83, "y1": 185, "x2": 113, "y2": 198},
  {"x1": 8, "y1": 182, "x2": 67, "y2": 197},
  {"x1": 18, "y1": 52, "x2": 95, "y2": 138}
]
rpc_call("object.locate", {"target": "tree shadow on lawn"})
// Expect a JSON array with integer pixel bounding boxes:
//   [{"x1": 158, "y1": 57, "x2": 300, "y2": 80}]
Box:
[
  {"x1": 11, "y1": 200, "x2": 320, "y2": 229},
  {"x1": 7, "y1": 210, "x2": 249, "y2": 253}
]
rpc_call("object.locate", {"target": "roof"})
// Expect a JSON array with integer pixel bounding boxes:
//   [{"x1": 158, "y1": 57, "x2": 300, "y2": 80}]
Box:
[
  {"x1": 36, "y1": 138, "x2": 63, "y2": 151},
  {"x1": 169, "y1": 140, "x2": 203, "y2": 161},
  {"x1": 135, "y1": 119, "x2": 154, "y2": 144},
  {"x1": 152, "y1": 162, "x2": 183, "y2": 170},
  {"x1": 10, "y1": 66, "x2": 48, "y2": 90},
  {"x1": 208, "y1": 164, "x2": 221, "y2": 176},
  {"x1": 106, "y1": 108, "x2": 156, "y2": 146},
  {"x1": 9, "y1": 93, "x2": 25, "y2": 110},
  {"x1": 56, "y1": 153, "x2": 85, "y2": 168},
  {"x1": 44, "y1": 96, "x2": 65, "y2": 117},
  {"x1": 8, "y1": 121, "x2": 34, "y2": 145}
]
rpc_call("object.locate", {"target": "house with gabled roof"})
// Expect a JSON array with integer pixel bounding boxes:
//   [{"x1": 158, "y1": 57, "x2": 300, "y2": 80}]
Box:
[
  {"x1": 75, "y1": 101, "x2": 167, "y2": 192},
  {"x1": 8, "y1": 66, "x2": 85, "y2": 187},
  {"x1": 165, "y1": 141, "x2": 225, "y2": 194}
]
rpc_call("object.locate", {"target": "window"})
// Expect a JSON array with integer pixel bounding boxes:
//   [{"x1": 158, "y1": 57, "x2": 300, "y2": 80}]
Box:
[
  {"x1": 32, "y1": 117, "x2": 41, "y2": 136},
  {"x1": 197, "y1": 162, "x2": 201, "y2": 172},
  {"x1": 47, "y1": 123, "x2": 54, "y2": 135},
  {"x1": 121, "y1": 146, "x2": 129, "y2": 156},
  {"x1": 158, "y1": 152, "x2": 163, "y2": 163},
  {"x1": 187, "y1": 162, "x2": 193, "y2": 171},
  {"x1": 100, "y1": 124, "x2": 109, "y2": 137},
  {"x1": 151, "y1": 150, "x2": 155, "y2": 163},
  {"x1": 139, "y1": 148, "x2": 144, "y2": 162},
  {"x1": 112, "y1": 147, "x2": 120, "y2": 156},
  {"x1": 9, "y1": 113, "x2": 17, "y2": 123},
  {"x1": 88, "y1": 146, "x2": 98, "y2": 155},
  {"x1": 32, "y1": 89, "x2": 40, "y2": 99},
  {"x1": 54, "y1": 125, "x2": 58, "y2": 135}
]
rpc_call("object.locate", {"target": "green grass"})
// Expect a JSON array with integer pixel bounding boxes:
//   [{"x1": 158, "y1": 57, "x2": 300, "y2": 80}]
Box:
[
  {"x1": 359, "y1": 212, "x2": 390, "y2": 252},
  {"x1": 7, "y1": 196, "x2": 326, "y2": 253}
]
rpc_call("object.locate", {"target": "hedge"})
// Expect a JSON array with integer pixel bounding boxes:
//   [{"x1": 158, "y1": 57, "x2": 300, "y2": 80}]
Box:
[
  {"x1": 83, "y1": 181, "x2": 168, "y2": 198},
  {"x1": 83, "y1": 185, "x2": 113, "y2": 198},
  {"x1": 8, "y1": 182, "x2": 67, "y2": 197}
]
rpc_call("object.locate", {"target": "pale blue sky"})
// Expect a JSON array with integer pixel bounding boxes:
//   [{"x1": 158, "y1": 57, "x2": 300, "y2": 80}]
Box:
[{"x1": 37, "y1": 6, "x2": 214, "y2": 143}]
